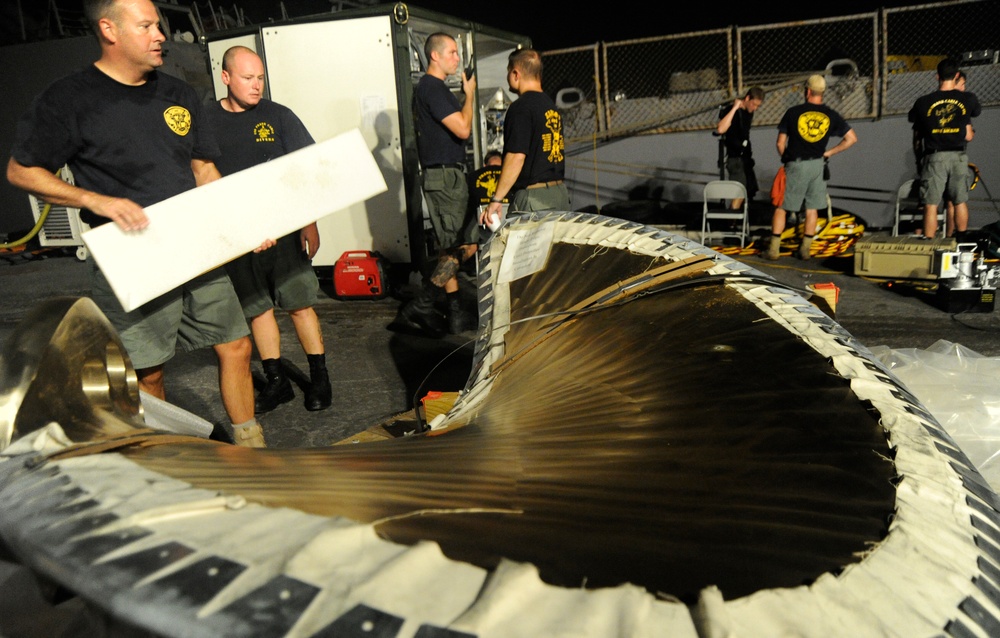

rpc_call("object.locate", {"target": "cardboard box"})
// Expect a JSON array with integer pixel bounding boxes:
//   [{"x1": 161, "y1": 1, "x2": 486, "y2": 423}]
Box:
[
  {"x1": 853, "y1": 236, "x2": 957, "y2": 280},
  {"x1": 419, "y1": 391, "x2": 460, "y2": 423},
  {"x1": 807, "y1": 282, "x2": 840, "y2": 317}
]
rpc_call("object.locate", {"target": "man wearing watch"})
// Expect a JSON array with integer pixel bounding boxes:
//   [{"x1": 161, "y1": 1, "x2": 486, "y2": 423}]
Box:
[{"x1": 479, "y1": 48, "x2": 569, "y2": 229}]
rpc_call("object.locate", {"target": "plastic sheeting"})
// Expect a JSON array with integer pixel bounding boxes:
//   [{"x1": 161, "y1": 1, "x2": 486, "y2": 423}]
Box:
[{"x1": 871, "y1": 339, "x2": 1000, "y2": 491}]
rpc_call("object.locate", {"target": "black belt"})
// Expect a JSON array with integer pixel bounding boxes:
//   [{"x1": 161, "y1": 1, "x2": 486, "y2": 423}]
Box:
[
  {"x1": 923, "y1": 149, "x2": 963, "y2": 155},
  {"x1": 425, "y1": 163, "x2": 465, "y2": 170}
]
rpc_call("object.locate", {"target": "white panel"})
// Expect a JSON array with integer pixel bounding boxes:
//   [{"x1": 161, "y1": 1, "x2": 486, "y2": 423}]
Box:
[
  {"x1": 261, "y1": 18, "x2": 408, "y2": 267},
  {"x1": 82, "y1": 129, "x2": 387, "y2": 312}
]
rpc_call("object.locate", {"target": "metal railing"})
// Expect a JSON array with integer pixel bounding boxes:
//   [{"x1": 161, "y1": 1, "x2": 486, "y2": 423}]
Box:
[{"x1": 542, "y1": 0, "x2": 999, "y2": 147}]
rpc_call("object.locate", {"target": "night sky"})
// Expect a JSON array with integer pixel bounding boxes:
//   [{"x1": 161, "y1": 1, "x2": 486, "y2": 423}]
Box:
[
  {"x1": 229, "y1": 0, "x2": 919, "y2": 51},
  {"x1": 2, "y1": 0, "x2": 937, "y2": 51}
]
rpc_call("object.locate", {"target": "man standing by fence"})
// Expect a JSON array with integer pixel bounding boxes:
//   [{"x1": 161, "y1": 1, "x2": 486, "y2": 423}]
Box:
[
  {"x1": 480, "y1": 48, "x2": 569, "y2": 226},
  {"x1": 717, "y1": 86, "x2": 765, "y2": 211},
  {"x1": 765, "y1": 75, "x2": 856, "y2": 261},
  {"x1": 909, "y1": 58, "x2": 981, "y2": 238}
]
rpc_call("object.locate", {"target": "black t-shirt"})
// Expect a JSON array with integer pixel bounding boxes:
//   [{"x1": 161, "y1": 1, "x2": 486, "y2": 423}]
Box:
[
  {"x1": 468, "y1": 165, "x2": 505, "y2": 209},
  {"x1": 414, "y1": 74, "x2": 466, "y2": 166},
  {"x1": 908, "y1": 89, "x2": 982, "y2": 153},
  {"x1": 777, "y1": 102, "x2": 851, "y2": 163},
  {"x1": 205, "y1": 99, "x2": 314, "y2": 177},
  {"x1": 11, "y1": 66, "x2": 220, "y2": 227},
  {"x1": 503, "y1": 91, "x2": 565, "y2": 190},
  {"x1": 719, "y1": 104, "x2": 754, "y2": 158}
]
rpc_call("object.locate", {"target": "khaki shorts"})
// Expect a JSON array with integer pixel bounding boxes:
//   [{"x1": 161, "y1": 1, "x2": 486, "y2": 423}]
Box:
[
  {"x1": 921, "y1": 151, "x2": 970, "y2": 206},
  {"x1": 225, "y1": 232, "x2": 319, "y2": 319},
  {"x1": 782, "y1": 159, "x2": 826, "y2": 211},
  {"x1": 510, "y1": 182, "x2": 570, "y2": 213},
  {"x1": 423, "y1": 167, "x2": 470, "y2": 250},
  {"x1": 89, "y1": 260, "x2": 249, "y2": 370}
]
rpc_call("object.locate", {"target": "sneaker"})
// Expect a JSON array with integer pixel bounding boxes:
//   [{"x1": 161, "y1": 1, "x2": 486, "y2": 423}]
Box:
[{"x1": 233, "y1": 421, "x2": 266, "y2": 448}]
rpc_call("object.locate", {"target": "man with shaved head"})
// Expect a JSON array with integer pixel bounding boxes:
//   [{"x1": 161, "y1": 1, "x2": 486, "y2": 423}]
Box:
[
  {"x1": 479, "y1": 47, "x2": 569, "y2": 225},
  {"x1": 398, "y1": 31, "x2": 479, "y2": 336},
  {"x1": 6, "y1": 0, "x2": 266, "y2": 447},
  {"x1": 206, "y1": 46, "x2": 332, "y2": 415}
]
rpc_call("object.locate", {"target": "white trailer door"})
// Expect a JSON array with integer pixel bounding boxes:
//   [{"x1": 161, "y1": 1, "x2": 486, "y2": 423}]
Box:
[{"x1": 261, "y1": 17, "x2": 407, "y2": 267}]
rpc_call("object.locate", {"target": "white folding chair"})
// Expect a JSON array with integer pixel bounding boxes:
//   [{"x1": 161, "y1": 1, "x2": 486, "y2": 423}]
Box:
[
  {"x1": 701, "y1": 180, "x2": 749, "y2": 248},
  {"x1": 893, "y1": 179, "x2": 944, "y2": 237}
]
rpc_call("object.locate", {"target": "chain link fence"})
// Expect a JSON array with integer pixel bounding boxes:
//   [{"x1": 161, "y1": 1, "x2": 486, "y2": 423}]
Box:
[
  {"x1": 883, "y1": 1, "x2": 1000, "y2": 116},
  {"x1": 542, "y1": 0, "x2": 999, "y2": 147},
  {"x1": 538, "y1": 44, "x2": 604, "y2": 143},
  {"x1": 739, "y1": 14, "x2": 878, "y2": 125},
  {"x1": 603, "y1": 30, "x2": 732, "y2": 137}
]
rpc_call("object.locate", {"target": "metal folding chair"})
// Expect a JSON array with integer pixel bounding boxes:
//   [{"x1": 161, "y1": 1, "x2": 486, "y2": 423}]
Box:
[
  {"x1": 701, "y1": 180, "x2": 749, "y2": 248},
  {"x1": 893, "y1": 179, "x2": 943, "y2": 237}
]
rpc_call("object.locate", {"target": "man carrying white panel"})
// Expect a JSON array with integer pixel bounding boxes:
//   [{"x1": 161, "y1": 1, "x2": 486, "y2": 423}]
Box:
[{"x1": 6, "y1": 0, "x2": 268, "y2": 447}]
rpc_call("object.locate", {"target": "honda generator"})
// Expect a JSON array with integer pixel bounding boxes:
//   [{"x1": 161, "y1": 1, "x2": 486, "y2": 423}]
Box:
[{"x1": 333, "y1": 250, "x2": 389, "y2": 299}]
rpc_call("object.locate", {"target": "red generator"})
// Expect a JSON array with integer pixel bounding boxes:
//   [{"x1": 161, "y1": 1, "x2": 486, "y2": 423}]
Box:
[{"x1": 333, "y1": 250, "x2": 389, "y2": 299}]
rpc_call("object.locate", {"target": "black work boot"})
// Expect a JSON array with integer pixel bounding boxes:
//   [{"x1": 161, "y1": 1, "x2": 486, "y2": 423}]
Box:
[
  {"x1": 397, "y1": 289, "x2": 447, "y2": 337},
  {"x1": 255, "y1": 358, "x2": 294, "y2": 414},
  {"x1": 447, "y1": 297, "x2": 475, "y2": 335},
  {"x1": 305, "y1": 353, "x2": 332, "y2": 411}
]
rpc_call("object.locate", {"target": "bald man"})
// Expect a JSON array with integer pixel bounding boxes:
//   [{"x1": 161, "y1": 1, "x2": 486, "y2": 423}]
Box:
[{"x1": 206, "y1": 46, "x2": 332, "y2": 415}]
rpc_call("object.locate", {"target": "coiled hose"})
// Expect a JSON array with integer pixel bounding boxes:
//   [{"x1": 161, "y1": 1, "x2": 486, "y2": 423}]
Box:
[
  {"x1": 0, "y1": 168, "x2": 62, "y2": 250},
  {"x1": 0, "y1": 201, "x2": 51, "y2": 250}
]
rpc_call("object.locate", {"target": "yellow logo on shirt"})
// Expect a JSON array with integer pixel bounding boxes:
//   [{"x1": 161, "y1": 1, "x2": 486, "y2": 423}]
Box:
[
  {"x1": 254, "y1": 122, "x2": 276, "y2": 142},
  {"x1": 796, "y1": 111, "x2": 830, "y2": 143},
  {"x1": 475, "y1": 168, "x2": 503, "y2": 203},
  {"x1": 929, "y1": 99, "x2": 966, "y2": 134},
  {"x1": 543, "y1": 109, "x2": 564, "y2": 163},
  {"x1": 163, "y1": 106, "x2": 191, "y2": 136}
]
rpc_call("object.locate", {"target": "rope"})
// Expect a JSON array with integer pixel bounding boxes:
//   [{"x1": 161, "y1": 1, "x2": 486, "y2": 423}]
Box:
[{"x1": 708, "y1": 213, "x2": 865, "y2": 258}]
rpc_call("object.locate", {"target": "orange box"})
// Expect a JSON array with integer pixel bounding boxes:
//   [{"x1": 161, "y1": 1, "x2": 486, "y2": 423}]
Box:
[
  {"x1": 419, "y1": 390, "x2": 460, "y2": 423},
  {"x1": 807, "y1": 282, "x2": 840, "y2": 316}
]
